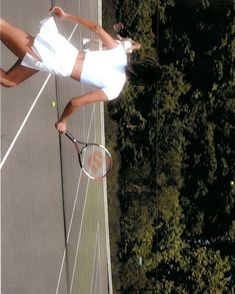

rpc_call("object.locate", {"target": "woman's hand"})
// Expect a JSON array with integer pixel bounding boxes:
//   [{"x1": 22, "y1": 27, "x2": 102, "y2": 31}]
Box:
[
  {"x1": 55, "y1": 120, "x2": 67, "y2": 134},
  {"x1": 49, "y1": 6, "x2": 67, "y2": 20}
]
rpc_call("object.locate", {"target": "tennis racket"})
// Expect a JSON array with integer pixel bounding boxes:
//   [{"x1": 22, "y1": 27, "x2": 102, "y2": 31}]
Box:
[{"x1": 65, "y1": 131, "x2": 112, "y2": 180}]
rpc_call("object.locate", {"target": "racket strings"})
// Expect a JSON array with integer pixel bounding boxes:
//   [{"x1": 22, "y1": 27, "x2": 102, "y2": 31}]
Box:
[{"x1": 81, "y1": 145, "x2": 112, "y2": 179}]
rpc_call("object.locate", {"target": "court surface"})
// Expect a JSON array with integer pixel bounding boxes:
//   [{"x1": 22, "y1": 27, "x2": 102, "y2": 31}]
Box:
[{"x1": 1, "y1": 0, "x2": 113, "y2": 293}]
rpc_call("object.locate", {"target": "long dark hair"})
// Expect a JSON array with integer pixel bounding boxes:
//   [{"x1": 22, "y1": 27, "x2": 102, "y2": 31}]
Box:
[{"x1": 126, "y1": 57, "x2": 162, "y2": 85}]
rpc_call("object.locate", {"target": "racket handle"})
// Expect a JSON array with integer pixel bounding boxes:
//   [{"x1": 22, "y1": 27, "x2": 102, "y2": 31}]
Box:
[{"x1": 65, "y1": 131, "x2": 76, "y2": 142}]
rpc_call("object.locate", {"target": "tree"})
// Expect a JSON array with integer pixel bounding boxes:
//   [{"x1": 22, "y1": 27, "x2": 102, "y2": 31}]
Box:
[{"x1": 107, "y1": 0, "x2": 235, "y2": 291}]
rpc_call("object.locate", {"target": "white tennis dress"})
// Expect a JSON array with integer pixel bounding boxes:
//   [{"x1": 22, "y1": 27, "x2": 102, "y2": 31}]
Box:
[
  {"x1": 22, "y1": 17, "x2": 127, "y2": 100},
  {"x1": 21, "y1": 17, "x2": 78, "y2": 77}
]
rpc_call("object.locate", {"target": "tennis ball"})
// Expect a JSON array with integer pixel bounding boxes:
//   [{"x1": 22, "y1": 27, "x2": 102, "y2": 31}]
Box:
[
  {"x1": 231, "y1": 181, "x2": 234, "y2": 186},
  {"x1": 51, "y1": 101, "x2": 56, "y2": 107}
]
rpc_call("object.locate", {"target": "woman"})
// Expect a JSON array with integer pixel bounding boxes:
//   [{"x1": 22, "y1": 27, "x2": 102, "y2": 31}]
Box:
[{"x1": 0, "y1": 6, "x2": 162, "y2": 134}]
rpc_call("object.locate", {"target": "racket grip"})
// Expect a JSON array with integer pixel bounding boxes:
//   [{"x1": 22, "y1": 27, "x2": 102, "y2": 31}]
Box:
[{"x1": 65, "y1": 131, "x2": 76, "y2": 142}]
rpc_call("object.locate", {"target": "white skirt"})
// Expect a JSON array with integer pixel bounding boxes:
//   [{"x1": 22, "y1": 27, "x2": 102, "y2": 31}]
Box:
[{"x1": 21, "y1": 17, "x2": 78, "y2": 77}]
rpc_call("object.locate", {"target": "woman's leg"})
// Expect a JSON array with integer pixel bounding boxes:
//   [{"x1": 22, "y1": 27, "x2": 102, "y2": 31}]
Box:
[
  {"x1": 1, "y1": 60, "x2": 39, "y2": 88},
  {"x1": 0, "y1": 18, "x2": 39, "y2": 87}
]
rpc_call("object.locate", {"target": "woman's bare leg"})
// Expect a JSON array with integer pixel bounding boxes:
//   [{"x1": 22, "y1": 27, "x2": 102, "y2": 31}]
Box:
[
  {"x1": 0, "y1": 18, "x2": 39, "y2": 87},
  {"x1": 1, "y1": 60, "x2": 39, "y2": 87}
]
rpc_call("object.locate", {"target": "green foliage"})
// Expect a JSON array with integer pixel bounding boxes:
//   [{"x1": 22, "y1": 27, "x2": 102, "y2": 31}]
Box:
[
  {"x1": 186, "y1": 247, "x2": 231, "y2": 293},
  {"x1": 106, "y1": 0, "x2": 235, "y2": 292},
  {"x1": 116, "y1": 0, "x2": 159, "y2": 57}
]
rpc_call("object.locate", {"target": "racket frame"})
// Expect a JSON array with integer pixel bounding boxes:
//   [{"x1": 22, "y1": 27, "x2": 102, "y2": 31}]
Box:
[{"x1": 64, "y1": 131, "x2": 112, "y2": 180}]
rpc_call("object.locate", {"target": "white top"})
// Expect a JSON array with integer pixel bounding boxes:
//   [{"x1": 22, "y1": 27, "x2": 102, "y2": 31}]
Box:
[
  {"x1": 81, "y1": 44, "x2": 127, "y2": 100},
  {"x1": 120, "y1": 40, "x2": 133, "y2": 54}
]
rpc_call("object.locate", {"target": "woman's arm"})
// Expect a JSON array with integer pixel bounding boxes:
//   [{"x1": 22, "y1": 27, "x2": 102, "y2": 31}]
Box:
[
  {"x1": 50, "y1": 6, "x2": 119, "y2": 49},
  {"x1": 55, "y1": 89, "x2": 108, "y2": 134}
]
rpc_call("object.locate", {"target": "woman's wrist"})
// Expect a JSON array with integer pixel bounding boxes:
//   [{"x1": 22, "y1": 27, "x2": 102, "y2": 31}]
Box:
[
  {"x1": 59, "y1": 117, "x2": 66, "y2": 123},
  {"x1": 64, "y1": 13, "x2": 70, "y2": 20}
]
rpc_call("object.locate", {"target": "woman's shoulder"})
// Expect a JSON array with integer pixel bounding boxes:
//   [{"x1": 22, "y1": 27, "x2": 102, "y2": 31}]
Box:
[{"x1": 102, "y1": 43, "x2": 127, "y2": 58}]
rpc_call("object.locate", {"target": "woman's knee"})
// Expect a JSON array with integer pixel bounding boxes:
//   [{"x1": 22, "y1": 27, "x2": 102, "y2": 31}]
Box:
[
  {"x1": 0, "y1": 19, "x2": 8, "y2": 29},
  {"x1": 0, "y1": 19, "x2": 11, "y2": 36},
  {"x1": 0, "y1": 72, "x2": 18, "y2": 88},
  {"x1": 1, "y1": 80, "x2": 17, "y2": 88}
]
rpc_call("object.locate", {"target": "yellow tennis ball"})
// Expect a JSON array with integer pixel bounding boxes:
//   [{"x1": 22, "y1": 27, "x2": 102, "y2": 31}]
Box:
[
  {"x1": 231, "y1": 181, "x2": 234, "y2": 186},
  {"x1": 51, "y1": 101, "x2": 56, "y2": 107}
]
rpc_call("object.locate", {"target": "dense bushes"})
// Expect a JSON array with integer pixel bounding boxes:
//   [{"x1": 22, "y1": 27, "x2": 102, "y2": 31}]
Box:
[{"x1": 107, "y1": 0, "x2": 234, "y2": 292}]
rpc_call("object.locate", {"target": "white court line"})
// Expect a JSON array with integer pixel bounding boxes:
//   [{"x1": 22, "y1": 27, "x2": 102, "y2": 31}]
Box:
[
  {"x1": 100, "y1": 102, "x2": 113, "y2": 294},
  {"x1": 67, "y1": 24, "x2": 78, "y2": 42},
  {"x1": 96, "y1": 222, "x2": 102, "y2": 294},
  {"x1": 98, "y1": 224, "x2": 102, "y2": 294},
  {"x1": 55, "y1": 105, "x2": 95, "y2": 294},
  {"x1": 69, "y1": 106, "x2": 97, "y2": 294},
  {"x1": 0, "y1": 22, "x2": 78, "y2": 171},
  {"x1": 66, "y1": 105, "x2": 95, "y2": 243},
  {"x1": 0, "y1": 75, "x2": 51, "y2": 170},
  {"x1": 97, "y1": 0, "x2": 113, "y2": 290},
  {"x1": 68, "y1": 108, "x2": 97, "y2": 294},
  {"x1": 100, "y1": 107, "x2": 113, "y2": 294},
  {"x1": 90, "y1": 222, "x2": 100, "y2": 294}
]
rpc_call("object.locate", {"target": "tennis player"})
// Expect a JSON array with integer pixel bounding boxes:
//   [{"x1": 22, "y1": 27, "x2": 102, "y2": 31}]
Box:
[{"x1": 0, "y1": 6, "x2": 162, "y2": 134}]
